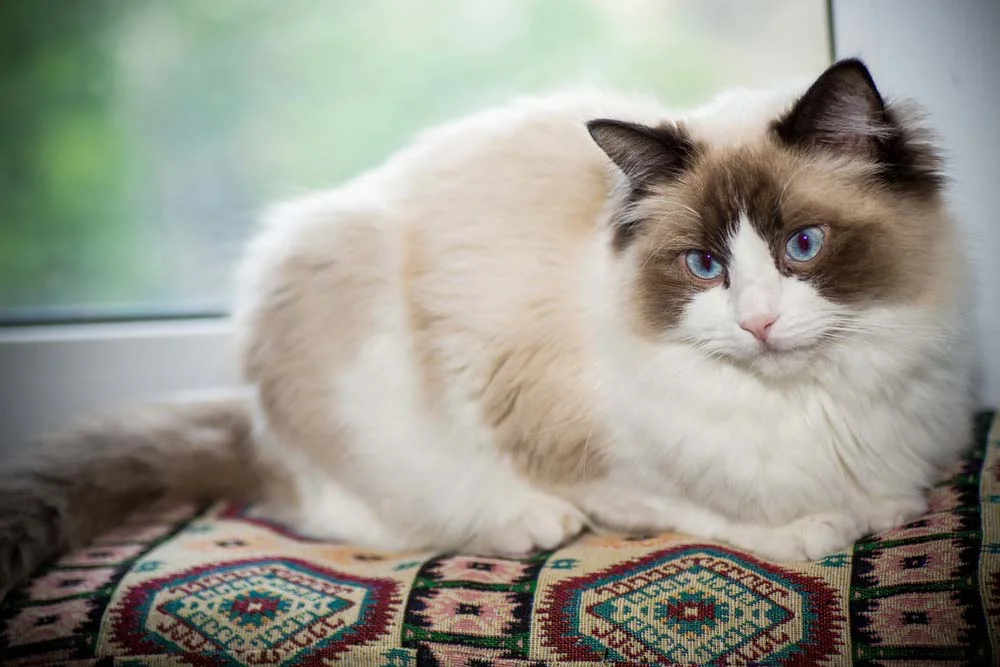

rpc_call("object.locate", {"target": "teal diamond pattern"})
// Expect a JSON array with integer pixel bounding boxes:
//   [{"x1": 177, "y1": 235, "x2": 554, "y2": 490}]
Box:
[{"x1": 587, "y1": 563, "x2": 792, "y2": 664}]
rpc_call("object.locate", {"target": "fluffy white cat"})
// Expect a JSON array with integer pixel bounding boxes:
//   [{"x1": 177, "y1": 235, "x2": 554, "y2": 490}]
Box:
[{"x1": 0, "y1": 59, "x2": 973, "y2": 600}]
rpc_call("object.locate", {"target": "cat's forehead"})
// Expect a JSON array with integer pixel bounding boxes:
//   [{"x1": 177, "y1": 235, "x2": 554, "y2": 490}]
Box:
[
  {"x1": 632, "y1": 144, "x2": 847, "y2": 251},
  {"x1": 677, "y1": 146, "x2": 796, "y2": 248}
]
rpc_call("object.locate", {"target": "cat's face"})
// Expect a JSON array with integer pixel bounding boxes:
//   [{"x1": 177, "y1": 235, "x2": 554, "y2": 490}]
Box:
[{"x1": 590, "y1": 59, "x2": 950, "y2": 378}]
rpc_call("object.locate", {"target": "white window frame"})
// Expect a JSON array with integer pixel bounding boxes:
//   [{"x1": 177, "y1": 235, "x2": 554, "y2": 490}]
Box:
[
  {"x1": 0, "y1": 319, "x2": 235, "y2": 451},
  {"x1": 2, "y1": 0, "x2": 997, "y2": 451}
]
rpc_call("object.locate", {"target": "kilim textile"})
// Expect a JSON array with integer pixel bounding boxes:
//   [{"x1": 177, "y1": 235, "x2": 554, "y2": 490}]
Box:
[{"x1": 1, "y1": 412, "x2": 997, "y2": 666}]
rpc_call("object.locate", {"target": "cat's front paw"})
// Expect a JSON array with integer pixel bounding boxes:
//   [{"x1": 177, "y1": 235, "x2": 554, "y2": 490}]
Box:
[
  {"x1": 466, "y1": 492, "x2": 585, "y2": 557},
  {"x1": 742, "y1": 512, "x2": 862, "y2": 562}
]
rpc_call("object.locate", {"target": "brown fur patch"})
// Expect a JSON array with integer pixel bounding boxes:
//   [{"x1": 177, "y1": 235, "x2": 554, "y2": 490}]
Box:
[
  {"x1": 405, "y1": 235, "x2": 610, "y2": 485},
  {"x1": 479, "y1": 342, "x2": 608, "y2": 484},
  {"x1": 240, "y1": 212, "x2": 389, "y2": 468},
  {"x1": 400, "y1": 138, "x2": 614, "y2": 487}
]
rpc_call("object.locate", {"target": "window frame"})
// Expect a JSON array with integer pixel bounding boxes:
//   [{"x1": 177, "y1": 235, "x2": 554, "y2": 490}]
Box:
[
  {"x1": 2, "y1": 0, "x2": 996, "y2": 450},
  {"x1": 0, "y1": 319, "x2": 234, "y2": 451}
]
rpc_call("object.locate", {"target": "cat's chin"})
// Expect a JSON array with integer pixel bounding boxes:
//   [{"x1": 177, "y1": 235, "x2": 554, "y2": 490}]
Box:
[
  {"x1": 748, "y1": 349, "x2": 814, "y2": 379},
  {"x1": 728, "y1": 344, "x2": 820, "y2": 380},
  {"x1": 677, "y1": 336, "x2": 822, "y2": 379}
]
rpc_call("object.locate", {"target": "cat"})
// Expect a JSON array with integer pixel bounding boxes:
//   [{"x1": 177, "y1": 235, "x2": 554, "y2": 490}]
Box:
[{"x1": 0, "y1": 59, "x2": 974, "y2": 601}]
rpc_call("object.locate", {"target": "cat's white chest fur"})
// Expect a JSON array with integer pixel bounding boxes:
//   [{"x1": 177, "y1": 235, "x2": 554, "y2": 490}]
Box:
[
  {"x1": 603, "y1": 351, "x2": 894, "y2": 513},
  {"x1": 605, "y1": 355, "x2": 850, "y2": 522},
  {"x1": 583, "y1": 297, "x2": 972, "y2": 560}
]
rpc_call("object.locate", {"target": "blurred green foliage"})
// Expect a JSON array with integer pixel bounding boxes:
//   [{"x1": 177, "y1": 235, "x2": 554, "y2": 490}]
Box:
[
  {"x1": 0, "y1": 1, "x2": 138, "y2": 311},
  {"x1": 0, "y1": 0, "x2": 827, "y2": 318}
]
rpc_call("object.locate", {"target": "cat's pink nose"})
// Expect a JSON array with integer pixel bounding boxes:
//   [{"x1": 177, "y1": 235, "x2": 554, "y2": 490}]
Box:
[{"x1": 740, "y1": 314, "x2": 778, "y2": 342}]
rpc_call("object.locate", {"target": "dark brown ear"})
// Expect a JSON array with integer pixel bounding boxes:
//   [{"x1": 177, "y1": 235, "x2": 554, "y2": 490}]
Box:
[
  {"x1": 587, "y1": 119, "x2": 695, "y2": 188},
  {"x1": 774, "y1": 58, "x2": 889, "y2": 156},
  {"x1": 775, "y1": 58, "x2": 944, "y2": 195}
]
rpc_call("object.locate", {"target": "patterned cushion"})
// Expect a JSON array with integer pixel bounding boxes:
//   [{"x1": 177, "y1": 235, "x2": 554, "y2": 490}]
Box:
[{"x1": 1, "y1": 412, "x2": 997, "y2": 666}]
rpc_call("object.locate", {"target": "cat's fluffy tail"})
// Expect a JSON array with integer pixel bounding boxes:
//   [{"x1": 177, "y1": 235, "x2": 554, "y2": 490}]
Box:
[{"x1": 0, "y1": 395, "x2": 262, "y2": 602}]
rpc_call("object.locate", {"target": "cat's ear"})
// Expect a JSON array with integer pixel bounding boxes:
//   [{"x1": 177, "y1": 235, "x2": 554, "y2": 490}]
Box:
[
  {"x1": 587, "y1": 119, "x2": 694, "y2": 187},
  {"x1": 774, "y1": 58, "x2": 891, "y2": 156}
]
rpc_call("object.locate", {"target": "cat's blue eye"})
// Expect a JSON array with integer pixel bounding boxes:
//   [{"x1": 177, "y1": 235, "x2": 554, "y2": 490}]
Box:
[
  {"x1": 684, "y1": 250, "x2": 724, "y2": 281},
  {"x1": 785, "y1": 226, "x2": 825, "y2": 263}
]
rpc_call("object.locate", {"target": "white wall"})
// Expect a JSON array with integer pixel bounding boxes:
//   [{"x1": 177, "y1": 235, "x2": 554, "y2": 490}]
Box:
[{"x1": 832, "y1": 0, "x2": 1000, "y2": 409}]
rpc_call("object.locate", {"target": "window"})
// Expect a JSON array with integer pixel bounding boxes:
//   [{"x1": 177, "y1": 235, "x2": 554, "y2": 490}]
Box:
[
  {"x1": 10, "y1": 1, "x2": 994, "y2": 447},
  {"x1": 0, "y1": 0, "x2": 831, "y2": 323}
]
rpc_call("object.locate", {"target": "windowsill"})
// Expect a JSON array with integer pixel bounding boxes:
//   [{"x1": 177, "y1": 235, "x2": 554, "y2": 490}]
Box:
[
  {"x1": 0, "y1": 316, "x2": 230, "y2": 343},
  {"x1": 0, "y1": 318, "x2": 238, "y2": 453}
]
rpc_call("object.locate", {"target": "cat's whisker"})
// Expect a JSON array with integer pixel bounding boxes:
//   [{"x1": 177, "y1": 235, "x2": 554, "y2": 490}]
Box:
[
  {"x1": 579, "y1": 426, "x2": 595, "y2": 480},
  {"x1": 668, "y1": 201, "x2": 701, "y2": 221},
  {"x1": 777, "y1": 161, "x2": 810, "y2": 208},
  {"x1": 827, "y1": 322, "x2": 957, "y2": 344},
  {"x1": 640, "y1": 229, "x2": 673, "y2": 270}
]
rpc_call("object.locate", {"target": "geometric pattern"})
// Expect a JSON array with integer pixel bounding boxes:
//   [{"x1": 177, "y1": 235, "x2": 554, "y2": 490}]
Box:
[
  {"x1": 538, "y1": 545, "x2": 844, "y2": 665},
  {"x1": 403, "y1": 552, "x2": 545, "y2": 661},
  {"x1": 108, "y1": 558, "x2": 400, "y2": 666},
  {"x1": 849, "y1": 410, "x2": 996, "y2": 665},
  {"x1": 0, "y1": 504, "x2": 197, "y2": 666},
  {"x1": 983, "y1": 412, "x2": 1000, "y2": 655},
  {"x1": 0, "y1": 411, "x2": 997, "y2": 666}
]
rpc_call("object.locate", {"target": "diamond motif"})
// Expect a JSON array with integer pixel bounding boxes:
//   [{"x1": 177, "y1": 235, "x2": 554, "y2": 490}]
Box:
[
  {"x1": 109, "y1": 558, "x2": 399, "y2": 665},
  {"x1": 656, "y1": 591, "x2": 730, "y2": 633},
  {"x1": 219, "y1": 591, "x2": 294, "y2": 628},
  {"x1": 540, "y1": 545, "x2": 842, "y2": 665}
]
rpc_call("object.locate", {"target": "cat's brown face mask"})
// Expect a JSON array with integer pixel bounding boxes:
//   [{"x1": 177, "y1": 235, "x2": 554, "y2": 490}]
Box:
[{"x1": 589, "y1": 59, "x2": 953, "y2": 376}]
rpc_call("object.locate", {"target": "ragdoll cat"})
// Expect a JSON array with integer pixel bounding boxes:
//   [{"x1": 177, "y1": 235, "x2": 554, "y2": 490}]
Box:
[{"x1": 0, "y1": 59, "x2": 973, "y2": 600}]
